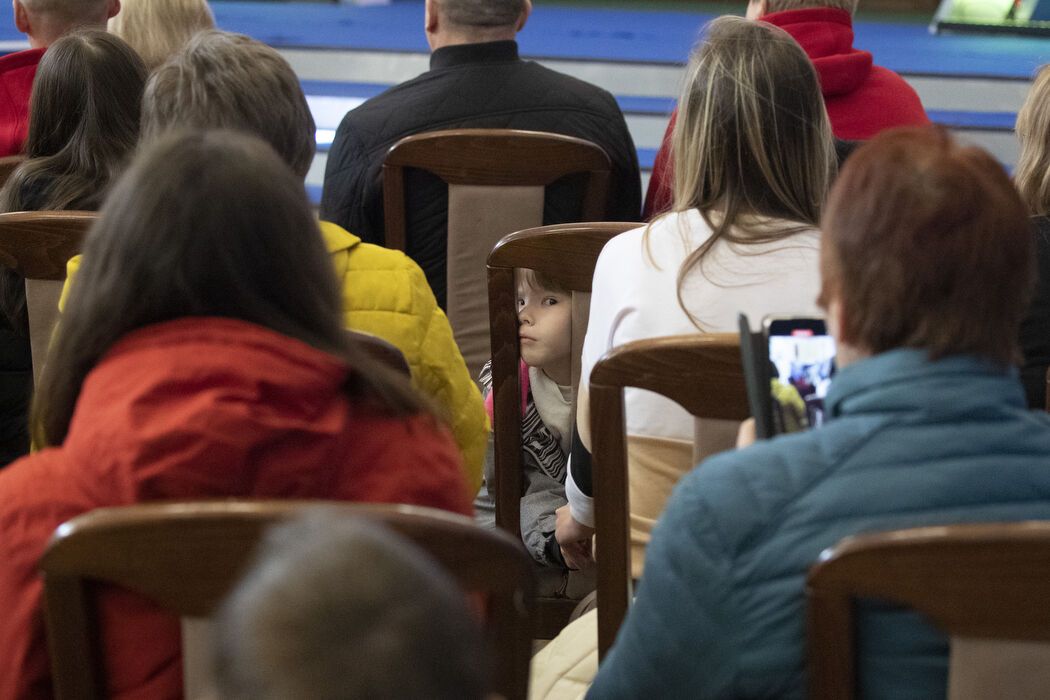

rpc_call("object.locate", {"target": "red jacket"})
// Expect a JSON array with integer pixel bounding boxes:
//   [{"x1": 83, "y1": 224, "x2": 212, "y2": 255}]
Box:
[
  {"x1": 0, "y1": 48, "x2": 44, "y2": 158},
  {"x1": 0, "y1": 317, "x2": 471, "y2": 700},
  {"x1": 644, "y1": 8, "x2": 930, "y2": 218}
]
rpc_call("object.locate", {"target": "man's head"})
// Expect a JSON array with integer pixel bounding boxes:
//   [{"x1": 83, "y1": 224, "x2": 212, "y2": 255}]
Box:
[
  {"x1": 745, "y1": 0, "x2": 857, "y2": 20},
  {"x1": 517, "y1": 269, "x2": 572, "y2": 385},
  {"x1": 213, "y1": 510, "x2": 491, "y2": 700},
  {"x1": 424, "y1": 0, "x2": 531, "y2": 51},
  {"x1": 13, "y1": 0, "x2": 120, "y2": 48},
  {"x1": 819, "y1": 127, "x2": 1034, "y2": 368},
  {"x1": 141, "y1": 30, "x2": 315, "y2": 180}
]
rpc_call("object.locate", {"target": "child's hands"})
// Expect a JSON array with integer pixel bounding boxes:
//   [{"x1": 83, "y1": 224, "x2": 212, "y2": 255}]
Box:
[{"x1": 555, "y1": 504, "x2": 595, "y2": 570}]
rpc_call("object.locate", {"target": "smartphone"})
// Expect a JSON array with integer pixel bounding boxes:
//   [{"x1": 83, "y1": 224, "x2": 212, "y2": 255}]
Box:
[{"x1": 763, "y1": 316, "x2": 836, "y2": 434}]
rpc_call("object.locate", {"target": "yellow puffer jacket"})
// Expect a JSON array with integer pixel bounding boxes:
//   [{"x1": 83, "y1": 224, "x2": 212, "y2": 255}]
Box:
[{"x1": 60, "y1": 221, "x2": 487, "y2": 491}]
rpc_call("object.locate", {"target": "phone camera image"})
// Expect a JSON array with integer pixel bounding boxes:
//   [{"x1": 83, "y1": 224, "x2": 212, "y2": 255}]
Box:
[{"x1": 769, "y1": 330, "x2": 836, "y2": 433}]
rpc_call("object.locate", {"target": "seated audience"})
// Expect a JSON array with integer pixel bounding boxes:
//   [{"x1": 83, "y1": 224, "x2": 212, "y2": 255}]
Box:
[
  {"x1": 1012, "y1": 63, "x2": 1050, "y2": 409},
  {"x1": 108, "y1": 0, "x2": 215, "y2": 70},
  {"x1": 0, "y1": 130, "x2": 471, "y2": 699},
  {"x1": 588, "y1": 127, "x2": 1050, "y2": 698},
  {"x1": 531, "y1": 17, "x2": 832, "y2": 694},
  {"x1": 213, "y1": 509, "x2": 490, "y2": 700},
  {"x1": 475, "y1": 270, "x2": 593, "y2": 597},
  {"x1": 644, "y1": 0, "x2": 930, "y2": 218},
  {"x1": 61, "y1": 30, "x2": 489, "y2": 491},
  {"x1": 0, "y1": 0, "x2": 120, "y2": 156},
  {"x1": 0, "y1": 30, "x2": 146, "y2": 467},
  {"x1": 321, "y1": 0, "x2": 642, "y2": 309}
]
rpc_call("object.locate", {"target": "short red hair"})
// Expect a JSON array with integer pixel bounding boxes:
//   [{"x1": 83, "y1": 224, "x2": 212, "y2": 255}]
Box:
[{"x1": 820, "y1": 127, "x2": 1034, "y2": 366}]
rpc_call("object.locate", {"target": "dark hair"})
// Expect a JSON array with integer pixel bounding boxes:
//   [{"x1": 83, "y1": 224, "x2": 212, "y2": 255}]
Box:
[
  {"x1": 142, "y1": 30, "x2": 315, "y2": 179},
  {"x1": 439, "y1": 0, "x2": 526, "y2": 27},
  {"x1": 820, "y1": 127, "x2": 1035, "y2": 366},
  {"x1": 0, "y1": 29, "x2": 146, "y2": 212},
  {"x1": 33, "y1": 130, "x2": 424, "y2": 446},
  {"x1": 213, "y1": 510, "x2": 490, "y2": 700}
]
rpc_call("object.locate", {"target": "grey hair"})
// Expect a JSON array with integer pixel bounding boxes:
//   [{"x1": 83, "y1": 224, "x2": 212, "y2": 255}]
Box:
[
  {"x1": 437, "y1": 0, "x2": 526, "y2": 27},
  {"x1": 213, "y1": 509, "x2": 490, "y2": 700},
  {"x1": 765, "y1": 0, "x2": 858, "y2": 14},
  {"x1": 141, "y1": 30, "x2": 315, "y2": 179}
]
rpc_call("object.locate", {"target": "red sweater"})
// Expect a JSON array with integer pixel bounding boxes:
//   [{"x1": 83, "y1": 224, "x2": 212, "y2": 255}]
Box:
[
  {"x1": 644, "y1": 8, "x2": 930, "y2": 218},
  {"x1": 0, "y1": 317, "x2": 471, "y2": 700},
  {"x1": 0, "y1": 48, "x2": 44, "y2": 157}
]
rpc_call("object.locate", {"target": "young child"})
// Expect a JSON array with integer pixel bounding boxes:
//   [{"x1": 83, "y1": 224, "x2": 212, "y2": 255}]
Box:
[{"x1": 476, "y1": 269, "x2": 583, "y2": 579}]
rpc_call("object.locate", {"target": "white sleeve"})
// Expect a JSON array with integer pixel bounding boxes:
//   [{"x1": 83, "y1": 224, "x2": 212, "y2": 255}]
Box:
[{"x1": 565, "y1": 461, "x2": 595, "y2": 527}]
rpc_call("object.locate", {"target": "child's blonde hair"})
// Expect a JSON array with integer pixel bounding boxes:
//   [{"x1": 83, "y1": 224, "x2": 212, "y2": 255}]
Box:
[
  {"x1": 1016, "y1": 64, "x2": 1050, "y2": 215},
  {"x1": 108, "y1": 0, "x2": 214, "y2": 71}
]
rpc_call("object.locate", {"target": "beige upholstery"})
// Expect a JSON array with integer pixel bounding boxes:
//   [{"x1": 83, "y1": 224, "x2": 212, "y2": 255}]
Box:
[
  {"x1": 446, "y1": 183, "x2": 544, "y2": 377},
  {"x1": 948, "y1": 637, "x2": 1050, "y2": 700},
  {"x1": 25, "y1": 278, "x2": 63, "y2": 387}
]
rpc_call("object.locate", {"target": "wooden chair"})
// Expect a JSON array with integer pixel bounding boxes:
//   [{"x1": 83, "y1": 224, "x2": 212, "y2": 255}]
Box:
[
  {"x1": 383, "y1": 128, "x2": 612, "y2": 377},
  {"x1": 0, "y1": 211, "x2": 94, "y2": 384},
  {"x1": 589, "y1": 334, "x2": 750, "y2": 659},
  {"x1": 807, "y1": 522, "x2": 1050, "y2": 699},
  {"x1": 487, "y1": 221, "x2": 636, "y2": 638},
  {"x1": 0, "y1": 154, "x2": 25, "y2": 187},
  {"x1": 41, "y1": 500, "x2": 536, "y2": 700},
  {"x1": 346, "y1": 328, "x2": 410, "y2": 376}
]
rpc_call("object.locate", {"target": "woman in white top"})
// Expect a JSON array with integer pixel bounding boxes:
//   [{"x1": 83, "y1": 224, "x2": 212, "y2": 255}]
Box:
[{"x1": 556, "y1": 16, "x2": 835, "y2": 579}]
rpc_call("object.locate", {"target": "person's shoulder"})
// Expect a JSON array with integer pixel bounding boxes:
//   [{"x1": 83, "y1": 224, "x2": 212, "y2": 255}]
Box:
[
  {"x1": 519, "y1": 60, "x2": 622, "y2": 110},
  {"x1": 0, "y1": 47, "x2": 44, "y2": 75}
]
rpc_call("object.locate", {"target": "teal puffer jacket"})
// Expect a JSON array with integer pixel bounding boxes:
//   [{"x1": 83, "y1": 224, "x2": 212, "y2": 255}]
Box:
[{"x1": 590, "y1": 349, "x2": 1050, "y2": 699}]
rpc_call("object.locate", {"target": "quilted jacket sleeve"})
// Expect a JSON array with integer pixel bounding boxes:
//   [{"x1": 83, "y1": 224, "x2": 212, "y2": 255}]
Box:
[
  {"x1": 588, "y1": 466, "x2": 740, "y2": 699},
  {"x1": 320, "y1": 113, "x2": 386, "y2": 246}
]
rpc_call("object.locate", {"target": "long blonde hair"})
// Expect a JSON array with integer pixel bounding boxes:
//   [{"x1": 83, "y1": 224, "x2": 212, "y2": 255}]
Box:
[
  {"x1": 108, "y1": 0, "x2": 214, "y2": 71},
  {"x1": 660, "y1": 16, "x2": 834, "y2": 322},
  {"x1": 1015, "y1": 64, "x2": 1050, "y2": 215}
]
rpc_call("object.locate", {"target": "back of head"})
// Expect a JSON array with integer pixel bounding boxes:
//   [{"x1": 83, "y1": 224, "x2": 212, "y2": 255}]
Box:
[
  {"x1": 213, "y1": 510, "x2": 490, "y2": 700},
  {"x1": 17, "y1": 0, "x2": 116, "y2": 41},
  {"x1": 35, "y1": 129, "x2": 421, "y2": 446},
  {"x1": 820, "y1": 127, "x2": 1034, "y2": 366},
  {"x1": 108, "y1": 0, "x2": 215, "y2": 71},
  {"x1": 0, "y1": 29, "x2": 146, "y2": 211},
  {"x1": 142, "y1": 30, "x2": 315, "y2": 179},
  {"x1": 762, "y1": 0, "x2": 857, "y2": 14},
  {"x1": 671, "y1": 16, "x2": 834, "y2": 231},
  {"x1": 436, "y1": 0, "x2": 526, "y2": 27},
  {"x1": 1015, "y1": 64, "x2": 1050, "y2": 215}
]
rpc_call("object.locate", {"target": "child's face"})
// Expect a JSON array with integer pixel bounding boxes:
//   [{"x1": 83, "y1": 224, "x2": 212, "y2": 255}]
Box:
[{"x1": 517, "y1": 282, "x2": 572, "y2": 382}]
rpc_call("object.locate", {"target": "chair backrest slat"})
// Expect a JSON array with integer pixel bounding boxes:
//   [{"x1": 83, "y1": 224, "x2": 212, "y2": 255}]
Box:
[
  {"x1": 588, "y1": 334, "x2": 749, "y2": 659},
  {"x1": 42, "y1": 500, "x2": 536, "y2": 700}
]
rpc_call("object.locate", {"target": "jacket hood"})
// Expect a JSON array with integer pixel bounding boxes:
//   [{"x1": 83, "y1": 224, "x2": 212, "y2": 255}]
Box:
[
  {"x1": 320, "y1": 219, "x2": 361, "y2": 253},
  {"x1": 63, "y1": 317, "x2": 354, "y2": 501},
  {"x1": 762, "y1": 7, "x2": 873, "y2": 98}
]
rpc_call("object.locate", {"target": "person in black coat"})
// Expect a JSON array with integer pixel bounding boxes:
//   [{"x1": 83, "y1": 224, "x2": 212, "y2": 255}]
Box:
[{"x1": 320, "y1": 0, "x2": 641, "y2": 309}]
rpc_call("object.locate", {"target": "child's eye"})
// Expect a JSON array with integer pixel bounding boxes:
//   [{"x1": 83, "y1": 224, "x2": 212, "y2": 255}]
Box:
[
  {"x1": 516, "y1": 298, "x2": 526, "y2": 308},
  {"x1": 542, "y1": 297, "x2": 559, "y2": 306}
]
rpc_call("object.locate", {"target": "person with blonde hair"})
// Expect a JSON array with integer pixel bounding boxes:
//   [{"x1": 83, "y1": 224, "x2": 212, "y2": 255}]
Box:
[
  {"x1": 530, "y1": 17, "x2": 832, "y2": 696},
  {"x1": 643, "y1": 0, "x2": 930, "y2": 218},
  {"x1": 1013, "y1": 64, "x2": 1050, "y2": 408},
  {"x1": 108, "y1": 0, "x2": 214, "y2": 70},
  {"x1": 60, "y1": 30, "x2": 490, "y2": 492}
]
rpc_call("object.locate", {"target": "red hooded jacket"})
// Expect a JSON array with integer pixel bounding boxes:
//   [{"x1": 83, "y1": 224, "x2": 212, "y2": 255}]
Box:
[
  {"x1": 0, "y1": 317, "x2": 471, "y2": 700},
  {"x1": 644, "y1": 8, "x2": 930, "y2": 218},
  {"x1": 0, "y1": 47, "x2": 44, "y2": 158}
]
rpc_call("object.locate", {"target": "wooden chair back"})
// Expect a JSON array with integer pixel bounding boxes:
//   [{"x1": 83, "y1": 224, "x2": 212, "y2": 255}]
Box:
[
  {"x1": 346, "y1": 329, "x2": 411, "y2": 376},
  {"x1": 0, "y1": 211, "x2": 94, "y2": 384},
  {"x1": 807, "y1": 522, "x2": 1050, "y2": 699},
  {"x1": 0, "y1": 154, "x2": 25, "y2": 187},
  {"x1": 383, "y1": 128, "x2": 611, "y2": 377},
  {"x1": 589, "y1": 334, "x2": 750, "y2": 659},
  {"x1": 487, "y1": 221, "x2": 636, "y2": 637},
  {"x1": 41, "y1": 500, "x2": 536, "y2": 700}
]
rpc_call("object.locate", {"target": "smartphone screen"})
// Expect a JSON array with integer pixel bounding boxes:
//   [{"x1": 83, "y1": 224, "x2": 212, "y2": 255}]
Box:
[{"x1": 765, "y1": 318, "x2": 836, "y2": 433}]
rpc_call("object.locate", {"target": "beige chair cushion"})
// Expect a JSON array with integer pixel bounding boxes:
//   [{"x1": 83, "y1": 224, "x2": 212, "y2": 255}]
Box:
[
  {"x1": 948, "y1": 636, "x2": 1050, "y2": 700},
  {"x1": 25, "y1": 278, "x2": 63, "y2": 387}
]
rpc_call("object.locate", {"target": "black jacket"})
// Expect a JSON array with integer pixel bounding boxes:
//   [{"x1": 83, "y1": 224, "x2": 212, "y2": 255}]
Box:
[
  {"x1": 320, "y1": 40, "x2": 642, "y2": 308},
  {"x1": 1021, "y1": 216, "x2": 1050, "y2": 409}
]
